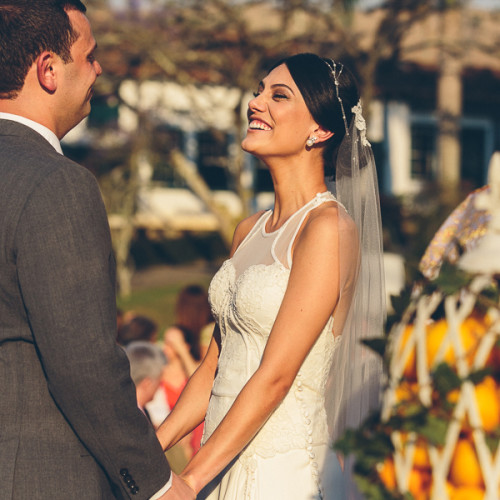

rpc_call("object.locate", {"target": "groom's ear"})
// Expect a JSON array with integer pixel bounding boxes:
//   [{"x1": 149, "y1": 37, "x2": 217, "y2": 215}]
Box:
[{"x1": 36, "y1": 52, "x2": 58, "y2": 94}]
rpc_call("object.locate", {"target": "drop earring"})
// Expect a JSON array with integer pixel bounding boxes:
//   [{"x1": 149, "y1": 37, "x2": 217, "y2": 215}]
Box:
[{"x1": 306, "y1": 136, "x2": 317, "y2": 147}]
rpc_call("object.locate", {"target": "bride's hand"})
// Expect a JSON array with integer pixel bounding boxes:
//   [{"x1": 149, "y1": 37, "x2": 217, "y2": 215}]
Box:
[{"x1": 179, "y1": 473, "x2": 198, "y2": 496}]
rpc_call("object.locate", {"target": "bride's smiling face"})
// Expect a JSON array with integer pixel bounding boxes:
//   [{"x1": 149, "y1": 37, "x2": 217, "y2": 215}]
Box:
[{"x1": 241, "y1": 64, "x2": 318, "y2": 159}]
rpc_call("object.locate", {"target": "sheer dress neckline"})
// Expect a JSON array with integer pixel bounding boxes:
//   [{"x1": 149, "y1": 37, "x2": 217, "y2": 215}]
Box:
[
  {"x1": 262, "y1": 191, "x2": 335, "y2": 236},
  {"x1": 229, "y1": 190, "x2": 338, "y2": 278}
]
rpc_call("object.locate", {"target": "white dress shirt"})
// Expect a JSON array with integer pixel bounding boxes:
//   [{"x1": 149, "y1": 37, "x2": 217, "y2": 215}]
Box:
[{"x1": 0, "y1": 112, "x2": 63, "y2": 154}]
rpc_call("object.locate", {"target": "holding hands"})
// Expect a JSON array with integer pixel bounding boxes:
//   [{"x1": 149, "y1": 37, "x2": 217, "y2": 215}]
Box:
[{"x1": 159, "y1": 473, "x2": 196, "y2": 499}]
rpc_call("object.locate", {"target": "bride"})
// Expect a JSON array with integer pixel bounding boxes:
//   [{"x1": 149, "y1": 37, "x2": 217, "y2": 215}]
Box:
[{"x1": 157, "y1": 52, "x2": 385, "y2": 499}]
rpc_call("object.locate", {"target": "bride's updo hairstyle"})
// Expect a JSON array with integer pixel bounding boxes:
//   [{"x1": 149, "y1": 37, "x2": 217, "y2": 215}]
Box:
[{"x1": 270, "y1": 53, "x2": 359, "y2": 176}]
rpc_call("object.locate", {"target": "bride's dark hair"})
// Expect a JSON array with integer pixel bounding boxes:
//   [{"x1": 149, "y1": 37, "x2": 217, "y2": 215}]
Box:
[{"x1": 270, "y1": 53, "x2": 359, "y2": 176}]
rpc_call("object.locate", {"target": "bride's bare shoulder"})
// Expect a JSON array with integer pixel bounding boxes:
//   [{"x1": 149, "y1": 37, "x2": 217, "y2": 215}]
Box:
[{"x1": 299, "y1": 202, "x2": 357, "y2": 249}]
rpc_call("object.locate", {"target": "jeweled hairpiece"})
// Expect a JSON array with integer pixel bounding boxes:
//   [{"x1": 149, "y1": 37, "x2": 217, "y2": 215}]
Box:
[{"x1": 324, "y1": 58, "x2": 349, "y2": 136}]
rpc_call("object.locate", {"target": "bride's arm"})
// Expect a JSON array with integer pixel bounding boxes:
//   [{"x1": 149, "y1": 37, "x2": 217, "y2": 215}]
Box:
[
  {"x1": 180, "y1": 206, "x2": 349, "y2": 494},
  {"x1": 156, "y1": 330, "x2": 220, "y2": 450}
]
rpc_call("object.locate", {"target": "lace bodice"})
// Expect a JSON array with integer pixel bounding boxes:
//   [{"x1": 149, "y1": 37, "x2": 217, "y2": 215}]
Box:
[{"x1": 203, "y1": 192, "x2": 342, "y2": 461}]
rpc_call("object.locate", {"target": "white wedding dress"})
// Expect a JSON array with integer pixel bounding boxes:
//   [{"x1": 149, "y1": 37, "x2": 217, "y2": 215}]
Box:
[{"x1": 200, "y1": 192, "x2": 346, "y2": 500}]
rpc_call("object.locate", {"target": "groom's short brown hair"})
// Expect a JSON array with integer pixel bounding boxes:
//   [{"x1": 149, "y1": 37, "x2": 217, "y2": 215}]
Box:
[{"x1": 0, "y1": 0, "x2": 87, "y2": 99}]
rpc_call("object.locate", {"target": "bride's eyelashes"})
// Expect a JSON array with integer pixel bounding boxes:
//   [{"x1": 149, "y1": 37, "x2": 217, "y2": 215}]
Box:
[{"x1": 252, "y1": 90, "x2": 289, "y2": 100}]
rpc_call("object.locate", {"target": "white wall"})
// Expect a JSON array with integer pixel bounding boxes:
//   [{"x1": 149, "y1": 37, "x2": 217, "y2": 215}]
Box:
[{"x1": 387, "y1": 101, "x2": 415, "y2": 196}]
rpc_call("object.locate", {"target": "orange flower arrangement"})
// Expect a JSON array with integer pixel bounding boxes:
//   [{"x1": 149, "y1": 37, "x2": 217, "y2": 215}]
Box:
[{"x1": 336, "y1": 265, "x2": 500, "y2": 500}]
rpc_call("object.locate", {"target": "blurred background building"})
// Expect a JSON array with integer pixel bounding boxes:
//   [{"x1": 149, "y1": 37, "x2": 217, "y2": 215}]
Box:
[{"x1": 63, "y1": 0, "x2": 500, "y2": 299}]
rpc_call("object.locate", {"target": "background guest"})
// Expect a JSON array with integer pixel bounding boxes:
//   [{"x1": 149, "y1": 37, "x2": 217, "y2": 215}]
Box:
[
  {"x1": 161, "y1": 324, "x2": 204, "y2": 457},
  {"x1": 125, "y1": 341, "x2": 167, "y2": 419},
  {"x1": 166, "y1": 284, "x2": 213, "y2": 362},
  {"x1": 117, "y1": 314, "x2": 158, "y2": 346}
]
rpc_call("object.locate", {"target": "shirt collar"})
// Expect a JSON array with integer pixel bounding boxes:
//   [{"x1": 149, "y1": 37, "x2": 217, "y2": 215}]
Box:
[{"x1": 0, "y1": 112, "x2": 63, "y2": 155}]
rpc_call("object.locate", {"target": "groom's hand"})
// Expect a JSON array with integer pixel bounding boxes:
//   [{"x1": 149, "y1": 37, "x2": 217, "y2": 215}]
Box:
[{"x1": 159, "y1": 472, "x2": 196, "y2": 499}]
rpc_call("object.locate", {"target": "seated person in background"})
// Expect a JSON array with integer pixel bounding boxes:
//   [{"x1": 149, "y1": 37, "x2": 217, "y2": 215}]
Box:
[
  {"x1": 163, "y1": 324, "x2": 201, "y2": 381},
  {"x1": 161, "y1": 325, "x2": 204, "y2": 457},
  {"x1": 116, "y1": 307, "x2": 125, "y2": 332},
  {"x1": 166, "y1": 284, "x2": 213, "y2": 362},
  {"x1": 117, "y1": 314, "x2": 158, "y2": 346},
  {"x1": 125, "y1": 341, "x2": 167, "y2": 420},
  {"x1": 125, "y1": 341, "x2": 189, "y2": 475},
  {"x1": 151, "y1": 285, "x2": 211, "y2": 458}
]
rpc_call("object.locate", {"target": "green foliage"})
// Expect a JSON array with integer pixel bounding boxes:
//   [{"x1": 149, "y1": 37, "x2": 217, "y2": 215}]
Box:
[
  {"x1": 467, "y1": 367, "x2": 493, "y2": 385},
  {"x1": 362, "y1": 337, "x2": 388, "y2": 358},
  {"x1": 432, "y1": 362, "x2": 462, "y2": 397},
  {"x1": 391, "y1": 286, "x2": 414, "y2": 318},
  {"x1": 335, "y1": 412, "x2": 394, "y2": 460},
  {"x1": 386, "y1": 285, "x2": 415, "y2": 333},
  {"x1": 478, "y1": 283, "x2": 500, "y2": 311},
  {"x1": 430, "y1": 261, "x2": 472, "y2": 296},
  {"x1": 335, "y1": 412, "x2": 398, "y2": 500},
  {"x1": 416, "y1": 414, "x2": 449, "y2": 447},
  {"x1": 353, "y1": 473, "x2": 402, "y2": 500}
]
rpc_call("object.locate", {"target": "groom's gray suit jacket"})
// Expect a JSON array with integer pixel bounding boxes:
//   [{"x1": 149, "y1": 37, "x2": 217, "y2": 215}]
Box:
[{"x1": 0, "y1": 120, "x2": 171, "y2": 499}]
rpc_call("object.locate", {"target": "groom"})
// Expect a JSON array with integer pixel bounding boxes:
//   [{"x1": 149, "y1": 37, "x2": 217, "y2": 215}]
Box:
[{"x1": 0, "y1": 1, "x2": 193, "y2": 499}]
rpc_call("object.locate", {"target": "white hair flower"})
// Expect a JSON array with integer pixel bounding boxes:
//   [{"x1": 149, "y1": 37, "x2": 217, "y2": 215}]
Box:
[{"x1": 351, "y1": 100, "x2": 370, "y2": 147}]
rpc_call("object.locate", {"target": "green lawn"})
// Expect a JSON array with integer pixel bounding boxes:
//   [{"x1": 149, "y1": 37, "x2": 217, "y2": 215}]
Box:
[{"x1": 117, "y1": 278, "x2": 212, "y2": 338}]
